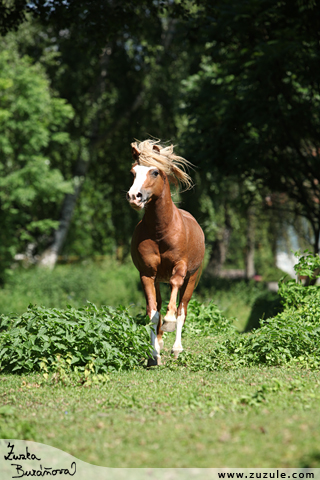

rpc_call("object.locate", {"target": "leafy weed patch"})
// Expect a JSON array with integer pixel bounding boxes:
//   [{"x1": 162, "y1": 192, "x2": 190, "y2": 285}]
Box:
[
  {"x1": 0, "y1": 303, "x2": 152, "y2": 374},
  {"x1": 172, "y1": 252, "x2": 320, "y2": 371},
  {"x1": 0, "y1": 251, "x2": 320, "y2": 378}
]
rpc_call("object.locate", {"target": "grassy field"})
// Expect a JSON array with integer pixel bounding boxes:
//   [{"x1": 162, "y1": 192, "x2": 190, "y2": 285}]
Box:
[
  {"x1": 0, "y1": 260, "x2": 145, "y2": 316},
  {"x1": 1, "y1": 259, "x2": 318, "y2": 468},
  {"x1": 0, "y1": 333, "x2": 319, "y2": 468}
]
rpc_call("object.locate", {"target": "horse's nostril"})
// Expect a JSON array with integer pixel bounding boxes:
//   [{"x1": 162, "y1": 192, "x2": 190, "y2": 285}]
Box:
[
  {"x1": 136, "y1": 192, "x2": 142, "y2": 199},
  {"x1": 126, "y1": 192, "x2": 130, "y2": 201}
]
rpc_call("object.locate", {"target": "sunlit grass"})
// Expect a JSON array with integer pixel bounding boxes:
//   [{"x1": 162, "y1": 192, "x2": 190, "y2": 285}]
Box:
[
  {"x1": 1, "y1": 333, "x2": 320, "y2": 468},
  {"x1": 2, "y1": 261, "x2": 316, "y2": 467}
]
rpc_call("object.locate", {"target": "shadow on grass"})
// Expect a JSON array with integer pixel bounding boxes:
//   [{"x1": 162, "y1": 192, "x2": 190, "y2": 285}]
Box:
[
  {"x1": 298, "y1": 451, "x2": 320, "y2": 468},
  {"x1": 244, "y1": 291, "x2": 283, "y2": 332},
  {"x1": 197, "y1": 271, "x2": 284, "y2": 333}
]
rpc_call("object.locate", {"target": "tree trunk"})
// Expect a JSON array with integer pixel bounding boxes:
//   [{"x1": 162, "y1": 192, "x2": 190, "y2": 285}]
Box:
[
  {"x1": 38, "y1": 158, "x2": 89, "y2": 268},
  {"x1": 245, "y1": 205, "x2": 255, "y2": 279},
  {"x1": 207, "y1": 206, "x2": 232, "y2": 276}
]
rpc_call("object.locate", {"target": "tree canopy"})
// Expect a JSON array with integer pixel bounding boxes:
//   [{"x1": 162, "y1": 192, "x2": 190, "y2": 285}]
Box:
[
  {"x1": 0, "y1": 0, "x2": 319, "y2": 277},
  {"x1": 0, "y1": 34, "x2": 73, "y2": 277},
  {"x1": 182, "y1": 0, "x2": 320, "y2": 252}
]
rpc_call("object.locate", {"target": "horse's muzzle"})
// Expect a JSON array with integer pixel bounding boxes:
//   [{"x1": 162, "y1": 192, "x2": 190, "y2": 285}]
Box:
[
  {"x1": 128, "y1": 199, "x2": 145, "y2": 210},
  {"x1": 126, "y1": 191, "x2": 147, "y2": 210}
]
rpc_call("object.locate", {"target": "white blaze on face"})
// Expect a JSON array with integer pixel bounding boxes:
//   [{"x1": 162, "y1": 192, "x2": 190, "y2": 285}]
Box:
[{"x1": 128, "y1": 165, "x2": 154, "y2": 199}]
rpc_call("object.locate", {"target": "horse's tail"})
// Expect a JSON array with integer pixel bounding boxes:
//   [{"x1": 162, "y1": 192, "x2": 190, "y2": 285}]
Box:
[{"x1": 195, "y1": 259, "x2": 204, "y2": 288}]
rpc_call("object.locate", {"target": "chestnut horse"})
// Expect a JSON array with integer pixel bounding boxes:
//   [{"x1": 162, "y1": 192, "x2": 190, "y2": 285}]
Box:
[{"x1": 126, "y1": 140, "x2": 205, "y2": 366}]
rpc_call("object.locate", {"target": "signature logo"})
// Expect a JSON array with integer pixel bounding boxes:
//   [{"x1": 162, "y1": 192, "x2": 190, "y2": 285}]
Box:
[{"x1": 4, "y1": 442, "x2": 76, "y2": 478}]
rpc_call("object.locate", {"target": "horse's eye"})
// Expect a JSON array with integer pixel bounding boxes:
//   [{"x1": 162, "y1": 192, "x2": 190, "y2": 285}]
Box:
[{"x1": 152, "y1": 170, "x2": 159, "y2": 178}]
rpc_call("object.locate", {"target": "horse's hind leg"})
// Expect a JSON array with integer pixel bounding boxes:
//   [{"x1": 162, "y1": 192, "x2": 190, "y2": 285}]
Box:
[
  {"x1": 155, "y1": 282, "x2": 164, "y2": 351},
  {"x1": 140, "y1": 275, "x2": 161, "y2": 366},
  {"x1": 171, "y1": 270, "x2": 198, "y2": 359}
]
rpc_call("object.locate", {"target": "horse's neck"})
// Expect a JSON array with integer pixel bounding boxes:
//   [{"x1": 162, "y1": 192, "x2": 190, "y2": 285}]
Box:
[{"x1": 144, "y1": 182, "x2": 175, "y2": 234}]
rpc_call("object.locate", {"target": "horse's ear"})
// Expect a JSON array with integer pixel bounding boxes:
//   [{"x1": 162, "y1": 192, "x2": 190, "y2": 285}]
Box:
[
  {"x1": 153, "y1": 145, "x2": 161, "y2": 153},
  {"x1": 132, "y1": 146, "x2": 140, "y2": 162}
]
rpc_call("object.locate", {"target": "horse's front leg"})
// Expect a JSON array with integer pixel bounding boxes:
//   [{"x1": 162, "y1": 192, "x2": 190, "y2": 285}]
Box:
[
  {"x1": 140, "y1": 275, "x2": 161, "y2": 366},
  {"x1": 162, "y1": 262, "x2": 187, "y2": 333}
]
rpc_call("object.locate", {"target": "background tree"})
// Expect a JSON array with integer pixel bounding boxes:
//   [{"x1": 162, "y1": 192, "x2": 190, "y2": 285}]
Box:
[
  {"x1": 181, "y1": 0, "x2": 320, "y2": 258},
  {"x1": 1, "y1": 0, "x2": 319, "y2": 279},
  {"x1": 0, "y1": 0, "x2": 27, "y2": 35},
  {"x1": 19, "y1": 1, "x2": 197, "y2": 266},
  {"x1": 0, "y1": 34, "x2": 74, "y2": 279}
]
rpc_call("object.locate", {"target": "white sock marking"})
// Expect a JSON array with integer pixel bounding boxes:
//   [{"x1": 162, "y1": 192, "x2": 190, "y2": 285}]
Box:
[{"x1": 172, "y1": 307, "x2": 185, "y2": 354}]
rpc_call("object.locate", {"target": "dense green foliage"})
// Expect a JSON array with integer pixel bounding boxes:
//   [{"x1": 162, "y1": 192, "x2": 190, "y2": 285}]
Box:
[
  {"x1": 0, "y1": 0, "x2": 319, "y2": 277},
  {"x1": 0, "y1": 252, "x2": 318, "y2": 376},
  {"x1": 0, "y1": 297, "x2": 234, "y2": 375},
  {"x1": 0, "y1": 303, "x2": 152, "y2": 374},
  {"x1": 182, "y1": 0, "x2": 320, "y2": 254},
  {"x1": 0, "y1": 35, "x2": 73, "y2": 277},
  {"x1": 182, "y1": 299, "x2": 235, "y2": 336},
  {"x1": 175, "y1": 252, "x2": 320, "y2": 371}
]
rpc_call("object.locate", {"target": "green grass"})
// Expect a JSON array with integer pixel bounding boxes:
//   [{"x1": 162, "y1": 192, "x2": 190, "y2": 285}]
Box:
[
  {"x1": 0, "y1": 341, "x2": 319, "y2": 468},
  {"x1": 1, "y1": 254, "x2": 319, "y2": 467},
  {"x1": 1, "y1": 316, "x2": 320, "y2": 467},
  {"x1": 0, "y1": 261, "x2": 272, "y2": 331},
  {"x1": 0, "y1": 259, "x2": 145, "y2": 315}
]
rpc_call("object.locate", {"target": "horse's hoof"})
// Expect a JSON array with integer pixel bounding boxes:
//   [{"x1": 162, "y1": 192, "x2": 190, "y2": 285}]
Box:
[
  {"x1": 171, "y1": 348, "x2": 183, "y2": 359},
  {"x1": 161, "y1": 320, "x2": 176, "y2": 332},
  {"x1": 147, "y1": 356, "x2": 161, "y2": 367}
]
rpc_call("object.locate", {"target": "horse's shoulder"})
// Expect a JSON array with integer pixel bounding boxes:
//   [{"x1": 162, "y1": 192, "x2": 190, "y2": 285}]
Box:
[
  {"x1": 132, "y1": 219, "x2": 157, "y2": 244},
  {"x1": 178, "y1": 208, "x2": 200, "y2": 226}
]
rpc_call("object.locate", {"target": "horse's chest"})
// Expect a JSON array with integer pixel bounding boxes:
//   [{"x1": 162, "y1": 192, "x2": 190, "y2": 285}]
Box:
[
  {"x1": 157, "y1": 254, "x2": 177, "y2": 282},
  {"x1": 134, "y1": 238, "x2": 177, "y2": 281}
]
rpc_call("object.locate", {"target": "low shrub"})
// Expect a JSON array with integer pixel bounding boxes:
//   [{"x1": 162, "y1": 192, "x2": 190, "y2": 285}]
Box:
[
  {"x1": 224, "y1": 309, "x2": 320, "y2": 368},
  {"x1": 226, "y1": 252, "x2": 320, "y2": 367},
  {"x1": 183, "y1": 299, "x2": 236, "y2": 336},
  {"x1": 175, "y1": 252, "x2": 320, "y2": 371},
  {"x1": 0, "y1": 303, "x2": 152, "y2": 374}
]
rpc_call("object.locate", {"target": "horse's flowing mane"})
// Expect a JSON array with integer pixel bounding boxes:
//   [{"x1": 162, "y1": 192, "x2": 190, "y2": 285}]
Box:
[{"x1": 131, "y1": 139, "x2": 193, "y2": 190}]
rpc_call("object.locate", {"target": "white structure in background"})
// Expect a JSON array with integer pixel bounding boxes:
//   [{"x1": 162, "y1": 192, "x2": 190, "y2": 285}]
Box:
[
  {"x1": 276, "y1": 224, "x2": 320, "y2": 280},
  {"x1": 275, "y1": 226, "x2": 299, "y2": 279},
  {"x1": 276, "y1": 251, "x2": 298, "y2": 278}
]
